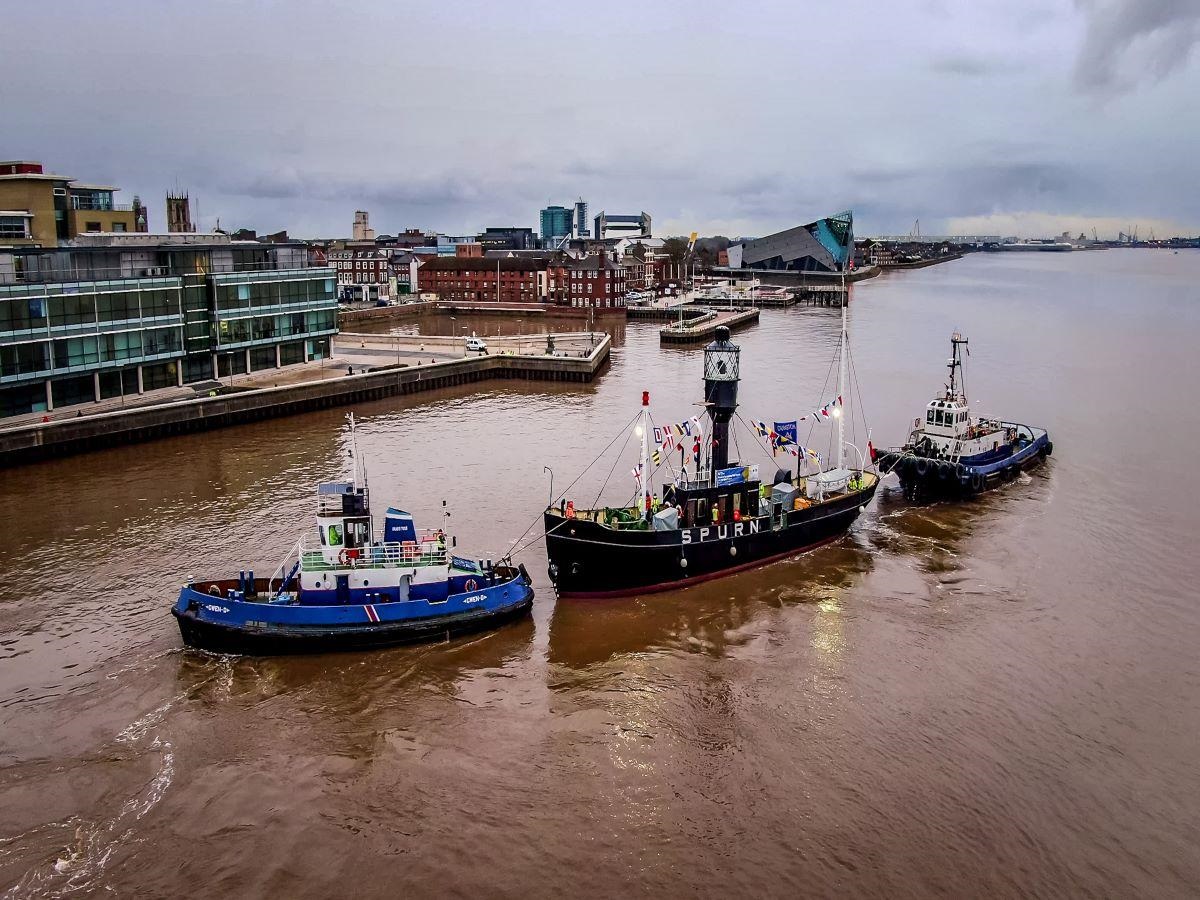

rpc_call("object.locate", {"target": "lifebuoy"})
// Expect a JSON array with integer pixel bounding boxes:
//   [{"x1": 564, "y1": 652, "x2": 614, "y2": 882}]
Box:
[
  {"x1": 465, "y1": 578, "x2": 479, "y2": 592},
  {"x1": 338, "y1": 549, "x2": 359, "y2": 566},
  {"x1": 565, "y1": 501, "x2": 576, "y2": 519}
]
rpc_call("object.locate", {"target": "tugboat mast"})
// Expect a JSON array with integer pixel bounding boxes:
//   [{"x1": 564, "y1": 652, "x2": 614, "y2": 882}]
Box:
[{"x1": 948, "y1": 332, "x2": 969, "y2": 402}]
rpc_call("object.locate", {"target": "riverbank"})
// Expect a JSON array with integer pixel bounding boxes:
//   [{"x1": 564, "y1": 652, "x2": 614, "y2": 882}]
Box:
[
  {"x1": 339, "y1": 299, "x2": 623, "y2": 328},
  {"x1": 0, "y1": 335, "x2": 610, "y2": 467}
]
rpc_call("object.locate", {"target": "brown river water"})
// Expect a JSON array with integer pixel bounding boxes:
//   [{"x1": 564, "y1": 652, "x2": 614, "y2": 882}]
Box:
[{"x1": 2, "y1": 251, "x2": 1198, "y2": 897}]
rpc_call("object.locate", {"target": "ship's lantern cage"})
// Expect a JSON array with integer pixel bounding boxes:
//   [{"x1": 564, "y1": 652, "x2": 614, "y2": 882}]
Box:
[{"x1": 704, "y1": 327, "x2": 740, "y2": 382}]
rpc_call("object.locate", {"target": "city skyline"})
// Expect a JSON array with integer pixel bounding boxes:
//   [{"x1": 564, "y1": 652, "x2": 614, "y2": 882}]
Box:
[{"x1": 6, "y1": 0, "x2": 1199, "y2": 239}]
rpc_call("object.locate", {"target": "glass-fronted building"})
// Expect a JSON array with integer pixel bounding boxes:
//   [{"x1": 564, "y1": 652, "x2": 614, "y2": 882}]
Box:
[
  {"x1": 540, "y1": 206, "x2": 572, "y2": 247},
  {"x1": 0, "y1": 234, "x2": 336, "y2": 418},
  {"x1": 725, "y1": 211, "x2": 855, "y2": 273}
]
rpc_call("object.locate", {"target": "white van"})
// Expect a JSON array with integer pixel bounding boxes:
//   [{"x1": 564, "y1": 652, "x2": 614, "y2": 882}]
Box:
[{"x1": 465, "y1": 336, "x2": 488, "y2": 353}]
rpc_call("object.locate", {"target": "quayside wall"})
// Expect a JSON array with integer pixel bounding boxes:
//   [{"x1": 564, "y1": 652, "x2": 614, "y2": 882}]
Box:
[{"x1": 0, "y1": 339, "x2": 610, "y2": 467}]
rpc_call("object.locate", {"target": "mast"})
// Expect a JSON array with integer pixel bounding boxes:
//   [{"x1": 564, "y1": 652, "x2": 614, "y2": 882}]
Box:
[
  {"x1": 703, "y1": 326, "x2": 740, "y2": 478},
  {"x1": 836, "y1": 274, "x2": 847, "y2": 470},
  {"x1": 948, "y1": 332, "x2": 968, "y2": 402},
  {"x1": 639, "y1": 391, "x2": 650, "y2": 516}
]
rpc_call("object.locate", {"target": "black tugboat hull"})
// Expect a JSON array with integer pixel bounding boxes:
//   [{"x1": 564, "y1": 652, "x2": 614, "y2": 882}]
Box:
[
  {"x1": 877, "y1": 433, "x2": 1052, "y2": 502},
  {"x1": 545, "y1": 485, "x2": 876, "y2": 598}
]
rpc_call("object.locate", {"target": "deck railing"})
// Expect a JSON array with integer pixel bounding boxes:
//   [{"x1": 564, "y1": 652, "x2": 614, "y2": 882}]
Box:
[{"x1": 300, "y1": 540, "x2": 448, "y2": 571}]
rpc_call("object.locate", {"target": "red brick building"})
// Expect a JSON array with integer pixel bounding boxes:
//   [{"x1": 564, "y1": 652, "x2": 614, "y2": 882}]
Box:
[
  {"x1": 419, "y1": 257, "x2": 546, "y2": 303},
  {"x1": 548, "y1": 254, "x2": 628, "y2": 310}
]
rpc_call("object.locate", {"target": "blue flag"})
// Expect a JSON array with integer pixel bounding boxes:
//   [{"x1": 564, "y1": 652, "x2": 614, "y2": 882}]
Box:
[{"x1": 773, "y1": 421, "x2": 797, "y2": 447}]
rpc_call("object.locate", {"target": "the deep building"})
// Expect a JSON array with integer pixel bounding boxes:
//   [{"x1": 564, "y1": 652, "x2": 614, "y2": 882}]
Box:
[{"x1": 725, "y1": 211, "x2": 854, "y2": 273}]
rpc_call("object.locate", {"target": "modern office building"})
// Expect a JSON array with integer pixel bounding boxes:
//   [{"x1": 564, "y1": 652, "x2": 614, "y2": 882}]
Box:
[
  {"x1": 593, "y1": 211, "x2": 651, "y2": 240},
  {"x1": 572, "y1": 199, "x2": 589, "y2": 239},
  {"x1": 541, "y1": 200, "x2": 593, "y2": 246},
  {"x1": 0, "y1": 233, "x2": 337, "y2": 418},
  {"x1": 725, "y1": 211, "x2": 854, "y2": 273},
  {"x1": 476, "y1": 227, "x2": 538, "y2": 252},
  {"x1": 0, "y1": 161, "x2": 140, "y2": 247},
  {"x1": 540, "y1": 206, "x2": 573, "y2": 247}
]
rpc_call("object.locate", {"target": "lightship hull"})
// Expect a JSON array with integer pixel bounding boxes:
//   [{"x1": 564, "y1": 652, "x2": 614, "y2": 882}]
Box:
[{"x1": 545, "y1": 485, "x2": 876, "y2": 598}]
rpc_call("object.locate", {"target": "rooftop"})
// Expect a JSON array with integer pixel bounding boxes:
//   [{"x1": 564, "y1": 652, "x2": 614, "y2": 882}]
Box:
[
  {"x1": 0, "y1": 172, "x2": 74, "y2": 182},
  {"x1": 421, "y1": 256, "x2": 546, "y2": 272}
]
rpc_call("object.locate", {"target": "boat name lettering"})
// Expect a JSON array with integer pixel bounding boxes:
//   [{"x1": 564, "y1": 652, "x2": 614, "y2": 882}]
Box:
[
  {"x1": 463, "y1": 594, "x2": 485, "y2": 604},
  {"x1": 681, "y1": 519, "x2": 760, "y2": 544},
  {"x1": 203, "y1": 604, "x2": 230, "y2": 614}
]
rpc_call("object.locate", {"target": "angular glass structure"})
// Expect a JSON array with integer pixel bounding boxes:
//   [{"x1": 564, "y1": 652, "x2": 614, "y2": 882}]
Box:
[{"x1": 727, "y1": 211, "x2": 854, "y2": 273}]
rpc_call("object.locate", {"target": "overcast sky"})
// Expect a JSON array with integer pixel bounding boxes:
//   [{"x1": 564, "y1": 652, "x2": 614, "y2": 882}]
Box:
[{"x1": 6, "y1": 0, "x2": 1198, "y2": 239}]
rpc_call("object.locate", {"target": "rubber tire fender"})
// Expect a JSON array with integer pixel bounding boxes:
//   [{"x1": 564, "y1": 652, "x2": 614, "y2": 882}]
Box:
[
  {"x1": 970, "y1": 472, "x2": 985, "y2": 492},
  {"x1": 914, "y1": 457, "x2": 930, "y2": 477},
  {"x1": 1045, "y1": 440, "x2": 1054, "y2": 457},
  {"x1": 954, "y1": 462, "x2": 966, "y2": 479}
]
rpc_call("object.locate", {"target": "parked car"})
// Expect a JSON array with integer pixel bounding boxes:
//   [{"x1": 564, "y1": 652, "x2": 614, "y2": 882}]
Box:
[{"x1": 465, "y1": 336, "x2": 488, "y2": 353}]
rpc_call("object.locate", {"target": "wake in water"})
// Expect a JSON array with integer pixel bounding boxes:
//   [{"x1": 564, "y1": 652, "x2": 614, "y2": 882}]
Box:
[{"x1": 2, "y1": 658, "x2": 232, "y2": 899}]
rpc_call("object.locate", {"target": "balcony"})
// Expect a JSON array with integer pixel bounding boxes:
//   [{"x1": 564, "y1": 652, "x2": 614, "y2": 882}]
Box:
[{"x1": 70, "y1": 201, "x2": 134, "y2": 212}]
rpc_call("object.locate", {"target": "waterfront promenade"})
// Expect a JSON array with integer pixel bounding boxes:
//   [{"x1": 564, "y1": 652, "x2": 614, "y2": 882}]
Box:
[{"x1": 0, "y1": 333, "x2": 609, "y2": 466}]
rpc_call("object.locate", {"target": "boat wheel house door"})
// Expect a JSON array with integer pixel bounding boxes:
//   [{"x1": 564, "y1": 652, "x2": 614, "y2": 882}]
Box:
[{"x1": 315, "y1": 481, "x2": 373, "y2": 567}]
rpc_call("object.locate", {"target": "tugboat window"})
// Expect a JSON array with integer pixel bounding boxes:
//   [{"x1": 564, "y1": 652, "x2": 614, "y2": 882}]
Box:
[
  {"x1": 927, "y1": 410, "x2": 935, "y2": 423},
  {"x1": 328, "y1": 524, "x2": 342, "y2": 546}
]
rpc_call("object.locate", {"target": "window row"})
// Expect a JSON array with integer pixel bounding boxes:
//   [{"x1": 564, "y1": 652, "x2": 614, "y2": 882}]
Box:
[
  {"x1": 216, "y1": 310, "x2": 336, "y2": 346},
  {"x1": 216, "y1": 278, "x2": 336, "y2": 311},
  {"x1": 0, "y1": 290, "x2": 182, "y2": 332}
]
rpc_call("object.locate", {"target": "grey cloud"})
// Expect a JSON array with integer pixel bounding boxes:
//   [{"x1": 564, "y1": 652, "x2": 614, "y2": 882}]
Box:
[
  {"x1": 929, "y1": 55, "x2": 1016, "y2": 77},
  {"x1": 2, "y1": 1, "x2": 1197, "y2": 237},
  {"x1": 1074, "y1": 0, "x2": 1200, "y2": 93}
]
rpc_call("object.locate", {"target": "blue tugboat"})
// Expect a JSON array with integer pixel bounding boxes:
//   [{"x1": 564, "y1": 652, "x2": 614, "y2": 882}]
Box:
[
  {"x1": 874, "y1": 333, "x2": 1052, "y2": 501},
  {"x1": 172, "y1": 417, "x2": 533, "y2": 655}
]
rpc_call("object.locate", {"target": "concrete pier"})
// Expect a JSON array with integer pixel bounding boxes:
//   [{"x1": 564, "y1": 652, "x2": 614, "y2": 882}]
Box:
[
  {"x1": 0, "y1": 336, "x2": 610, "y2": 467},
  {"x1": 659, "y1": 308, "x2": 759, "y2": 345}
]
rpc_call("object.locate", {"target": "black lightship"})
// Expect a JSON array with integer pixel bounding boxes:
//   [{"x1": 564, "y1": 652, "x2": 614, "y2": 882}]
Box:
[{"x1": 543, "y1": 319, "x2": 878, "y2": 598}]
